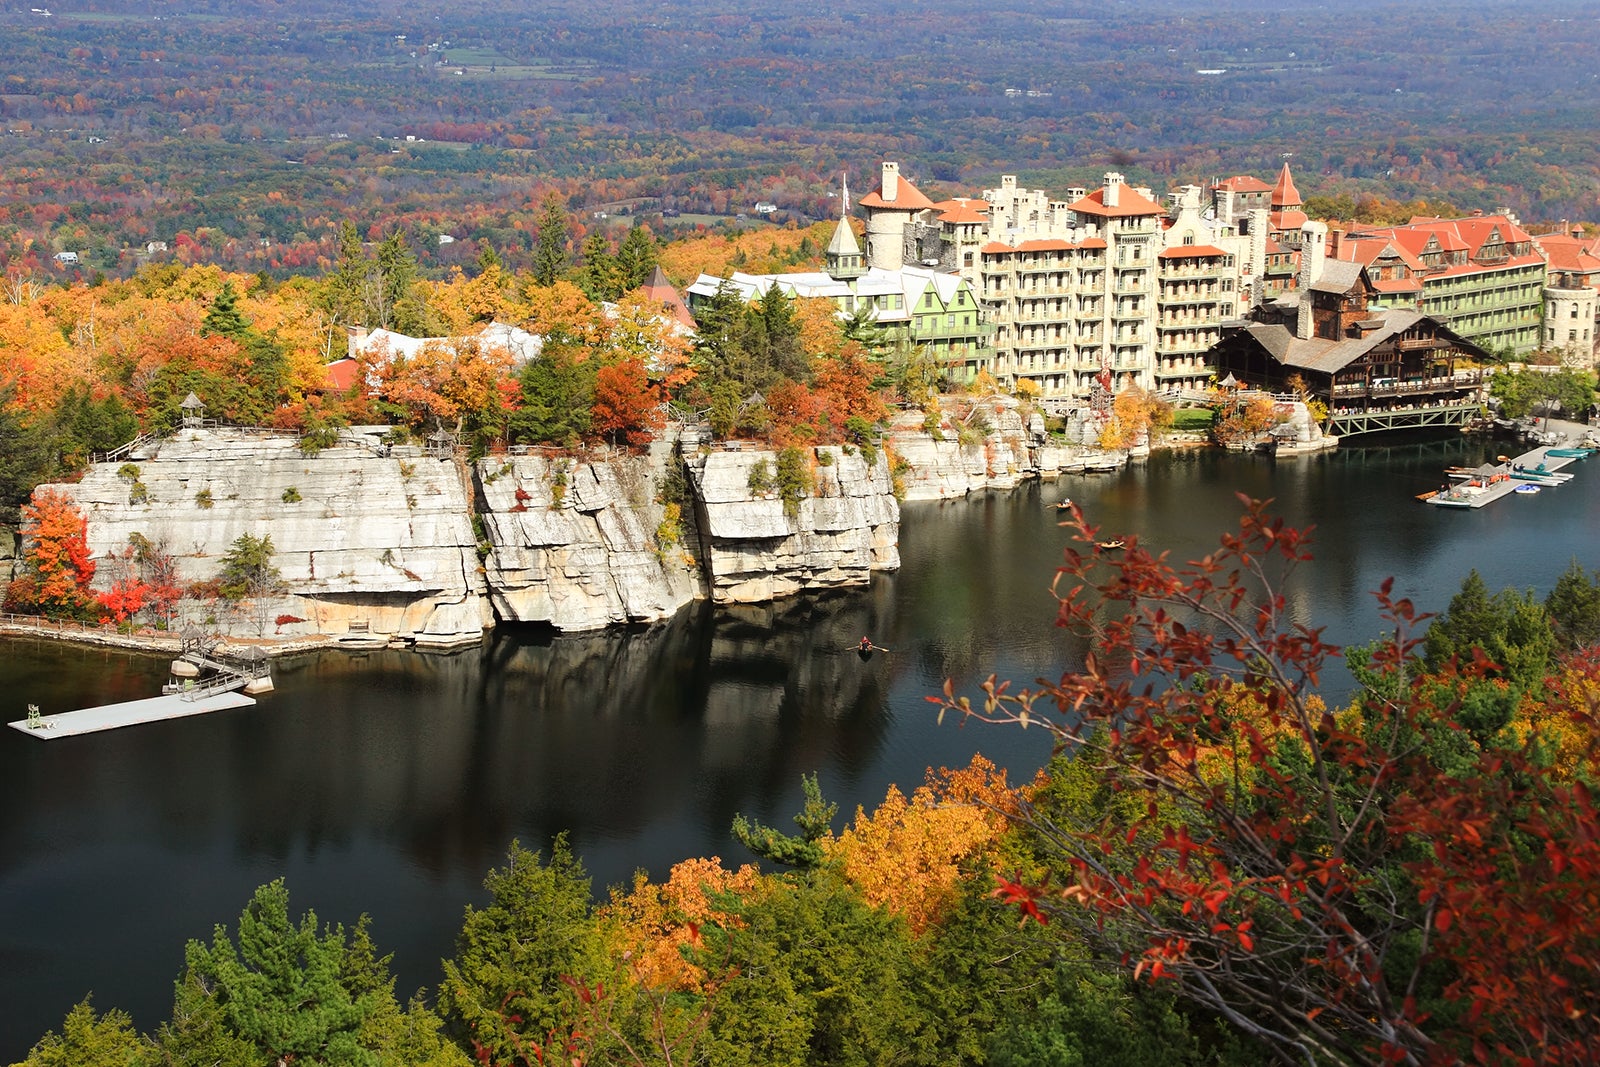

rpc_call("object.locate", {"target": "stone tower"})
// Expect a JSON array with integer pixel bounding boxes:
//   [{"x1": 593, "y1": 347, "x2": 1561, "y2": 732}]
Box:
[{"x1": 860, "y1": 161, "x2": 935, "y2": 271}]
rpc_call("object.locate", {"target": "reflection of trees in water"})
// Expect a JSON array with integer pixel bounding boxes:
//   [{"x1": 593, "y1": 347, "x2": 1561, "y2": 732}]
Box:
[
  {"x1": 347, "y1": 591, "x2": 899, "y2": 878},
  {"x1": 900, "y1": 491, "x2": 1092, "y2": 686}
]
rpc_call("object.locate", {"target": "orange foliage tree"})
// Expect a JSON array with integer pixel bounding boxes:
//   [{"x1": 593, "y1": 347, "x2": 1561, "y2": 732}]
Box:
[
  {"x1": 591, "y1": 358, "x2": 663, "y2": 449},
  {"x1": 826, "y1": 756, "x2": 1018, "y2": 935},
  {"x1": 812, "y1": 343, "x2": 888, "y2": 439},
  {"x1": 603, "y1": 856, "x2": 765, "y2": 993},
  {"x1": 15, "y1": 488, "x2": 97, "y2": 618}
]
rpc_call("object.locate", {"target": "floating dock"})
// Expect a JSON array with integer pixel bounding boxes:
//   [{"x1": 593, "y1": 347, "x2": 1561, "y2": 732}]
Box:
[
  {"x1": 8, "y1": 691, "x2": 257, "y2": 739},
  {"x1": 1425, "y1": 445, "x2": 1585, "y2": 509},
  {"x1": 7, "y1": 635, "x2": 271, "y2": 740}
]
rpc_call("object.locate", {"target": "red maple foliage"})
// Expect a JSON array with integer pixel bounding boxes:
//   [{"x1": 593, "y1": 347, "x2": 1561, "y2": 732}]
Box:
[
  {"x1": 590, "y1": 357, "x2": 663, "y2": 449},
  {"x1": 18, "y1": 488, "x2": 96, "y2": 618},
  {"x1": 933, "y1": 496, "x2": 1600, "y2": 1065},
  {"x1": 96, "y1": 577, "x2": 148, "y2": 624}
]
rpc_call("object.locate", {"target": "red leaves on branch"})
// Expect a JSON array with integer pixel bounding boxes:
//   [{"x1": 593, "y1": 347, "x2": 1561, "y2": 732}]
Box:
[
  {"x1": 933, "y1": 496, "x2": 1600, "y2": 1065},
  {"x1": 993, "y1": 871, "x2": 1051, "y2": 927}
]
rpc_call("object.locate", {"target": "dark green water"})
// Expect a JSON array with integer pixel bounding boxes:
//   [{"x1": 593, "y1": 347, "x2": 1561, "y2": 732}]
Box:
[{"x1": 3, "y1": 436, "x2": 1597, "y2": 1056}]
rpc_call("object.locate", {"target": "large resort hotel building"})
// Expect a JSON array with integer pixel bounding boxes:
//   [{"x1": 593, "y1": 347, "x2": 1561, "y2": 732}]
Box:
[{"x1": 690, "y1": 162, "x2": 1581, "y2": 404}]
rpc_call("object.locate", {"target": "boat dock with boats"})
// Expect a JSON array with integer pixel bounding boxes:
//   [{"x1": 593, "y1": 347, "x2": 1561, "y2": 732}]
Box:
[{"x1": 1423, "y1": 443, "x2": 1593, "y2": 508}]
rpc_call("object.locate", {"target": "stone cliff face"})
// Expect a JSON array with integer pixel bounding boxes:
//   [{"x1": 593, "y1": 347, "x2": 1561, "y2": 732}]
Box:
[
  {"x1": 54, "y1": 428, "x2": 491, "y2": 646},
  {"x1": 35, "y1": 425, "x2": 906, "y2": 644},
  {"x1": 684, "y1": 442, "x2": 899, "y2": 603},
  {"x1": 476, "y1": 445, "x2": 702, "y2": 631},
  {"x1": 888, "y1": 397, "x2": 1122, "y2": 502}
]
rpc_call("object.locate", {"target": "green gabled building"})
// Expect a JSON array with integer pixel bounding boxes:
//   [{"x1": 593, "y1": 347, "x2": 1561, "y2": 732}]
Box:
[{"x1": 685, "y1": 173, "x2": 994, "y2": 382}]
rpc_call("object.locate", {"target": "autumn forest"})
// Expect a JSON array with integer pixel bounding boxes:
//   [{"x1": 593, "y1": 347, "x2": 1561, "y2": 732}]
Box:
[{"x1": 7, "y1": 1, "x2": 1600, "y2": 1064}]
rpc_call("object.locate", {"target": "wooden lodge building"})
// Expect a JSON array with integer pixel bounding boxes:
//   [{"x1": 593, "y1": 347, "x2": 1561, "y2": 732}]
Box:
[{"x1": 1213, "y1": 247, "x2": 1488, "y2": 438}]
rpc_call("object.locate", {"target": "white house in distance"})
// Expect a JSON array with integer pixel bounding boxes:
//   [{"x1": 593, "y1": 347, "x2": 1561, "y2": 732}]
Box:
[{"x1": 321, "y1": 321, "x2": 543, "y2": 393}]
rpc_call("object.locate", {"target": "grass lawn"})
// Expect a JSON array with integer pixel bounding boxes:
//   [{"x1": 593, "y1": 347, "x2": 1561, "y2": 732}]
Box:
[{"x1": 1169, "y1": 408, "x2": 1215, "y2": 431}]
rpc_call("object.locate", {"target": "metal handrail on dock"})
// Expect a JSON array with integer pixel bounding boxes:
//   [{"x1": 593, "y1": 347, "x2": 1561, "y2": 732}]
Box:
[{"x1": 164, "y1": 640, "x2": 268, "y2": 701}]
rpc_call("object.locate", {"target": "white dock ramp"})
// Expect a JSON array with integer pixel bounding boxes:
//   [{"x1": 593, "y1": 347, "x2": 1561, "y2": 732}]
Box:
[{"x1": 8, "y1": 691, "x2": 258, "y2": 739}]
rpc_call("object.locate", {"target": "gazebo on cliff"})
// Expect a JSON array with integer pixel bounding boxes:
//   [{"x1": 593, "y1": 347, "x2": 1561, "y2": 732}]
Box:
[{"x1": 179, "y1": 392, "x2": 207, "y2": 429}]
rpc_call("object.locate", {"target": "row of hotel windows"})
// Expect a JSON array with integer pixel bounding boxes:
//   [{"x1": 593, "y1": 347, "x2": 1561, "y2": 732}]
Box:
[{"x1": 918, "y1": 314, "x2": 976, "y2": 331}]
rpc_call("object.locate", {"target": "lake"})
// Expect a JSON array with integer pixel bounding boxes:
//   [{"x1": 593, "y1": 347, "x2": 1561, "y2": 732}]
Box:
[{"x1": 3, "y1": 434, "x2": 1597, "y2": 1057}]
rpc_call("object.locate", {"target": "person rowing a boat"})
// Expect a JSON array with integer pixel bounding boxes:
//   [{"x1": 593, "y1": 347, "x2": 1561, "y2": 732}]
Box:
[{"x1": 859, "y1": 636, "x2": 873, "y2": 654}]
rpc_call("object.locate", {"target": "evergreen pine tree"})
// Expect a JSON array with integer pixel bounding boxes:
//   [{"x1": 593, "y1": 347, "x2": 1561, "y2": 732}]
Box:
[
  {"x1": 1545, "y1": 558, "x2": 1600, "y2": 651},
  {"x1": 180, "y1": 880, "x2": 379, "y2": 1067},
  {"x1": 614, "y1": 225, "x2": 659, "y2": 291},
  {"x1": 201, "y1": 282, "x2": 251, "y2": 339},
  {"x1": 532, "y1": 195, "x2": 571, "y2": 287}
]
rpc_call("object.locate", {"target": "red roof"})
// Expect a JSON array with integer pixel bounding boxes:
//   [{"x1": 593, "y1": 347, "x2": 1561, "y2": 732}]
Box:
[
  {"x1": 1068, "y1": 184, "x2": 1165, "y2": 219},
  {"x1": 1348, "y1": 216, "x2": 1542, "y2": 277},
  {"x1": 1269, "y1": 209, "x2": 1308, "y2": 231},
  {"x1": 1536, "y1": 232, "x2": 1600, "y2": 275},
  {"x1": 981, "y1": 237, "x2": 1103, "y2": 255},
  {"x1": 321, "y1": 357, "x2": 362, "y2": 393},
  {"x1": 638, "y1": 266, "x2": 696, "y2": 329},
  {"x1": 1271, "y1": 162, "x2": 1302, "y2": 209},
  {"x1": 1159, "y1": 244, "x2": 1229, "y2": 259},
  {"x1": 933, "y1": 197, "x2": 989, "y2": 224},
  {"x1": 1337, "y1": 236, "x2": 1427, "y2": 273},
  {"x1": 858, "y1": 174, "x2": 937, "y2": 212},
  {"x1": 1216, "y1": 175, "x2": 1272, "y2": 194}
]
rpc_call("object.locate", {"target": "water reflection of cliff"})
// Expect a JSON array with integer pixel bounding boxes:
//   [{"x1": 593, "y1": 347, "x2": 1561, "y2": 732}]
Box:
[{"x1": 166, "y1": 590, "x2": 898, "y2": 880}]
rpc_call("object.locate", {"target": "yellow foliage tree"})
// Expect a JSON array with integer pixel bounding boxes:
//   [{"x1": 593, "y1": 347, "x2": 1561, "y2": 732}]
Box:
[
  {"x1": 606, "y1": 291, "x2": 695, "y2": 393},
  {"x1": 423, "y1": 263, "x2": 523, "y2": 336},
  {"x1": 521, "y1": 279, "x2": 605, "y2": 354},
  {"x1": 794, "y1": 296, "x2": 847, "y2": 360},
  {"x1": 653, "y1": 221, "x2": 836, "y2": 283},
  {"x1": 601, "y1": 856, "x2": 765, "y2": 992},
  {"x1": 1099, "y1": 386, "x2": 1173, "y2": 450},
  {"x1": 826, "y1": 755, "x2": 1017, "y2": 935},
  {"x1": 1509, "y1": 662, "x2": 1600, "y2": 781},
  {"x1": 0, "y1": 301, "x2": 81, "y2": 413}
]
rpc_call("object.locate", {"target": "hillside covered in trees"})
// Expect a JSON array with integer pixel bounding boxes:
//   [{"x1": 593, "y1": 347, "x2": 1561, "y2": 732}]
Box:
[{"x1": 3, "y1": 0, "x2": 1600, "y2": 280}]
